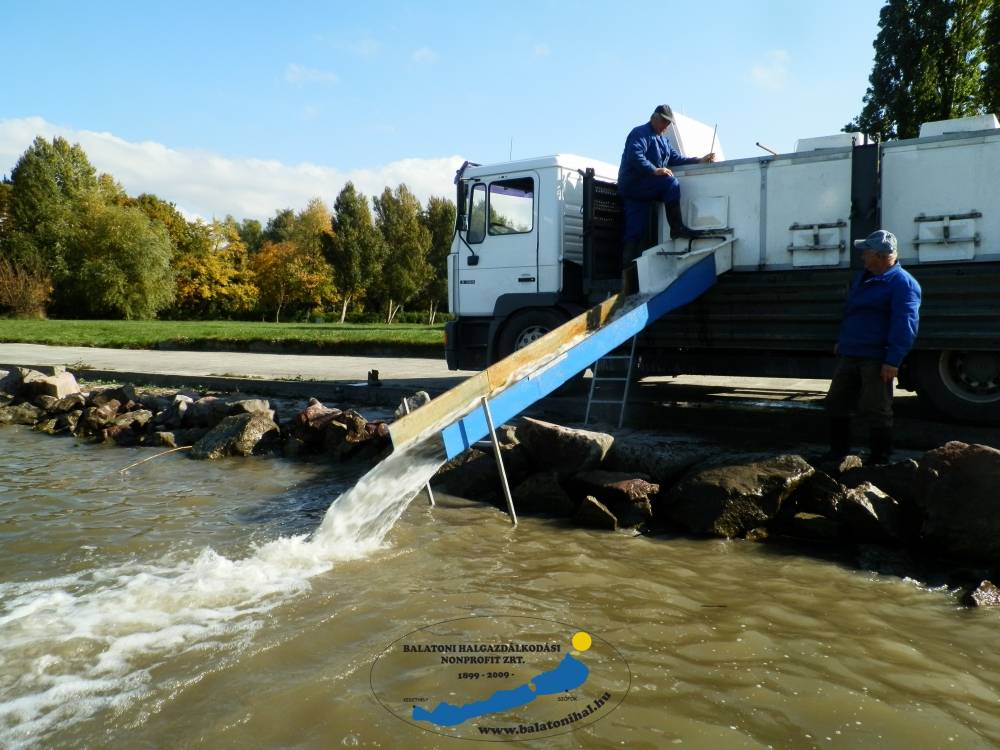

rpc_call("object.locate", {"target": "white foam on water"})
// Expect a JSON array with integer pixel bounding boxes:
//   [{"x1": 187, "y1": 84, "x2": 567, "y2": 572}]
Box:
[{"x1": 0, "y1": 436, "x2": 447, "y2": 749}]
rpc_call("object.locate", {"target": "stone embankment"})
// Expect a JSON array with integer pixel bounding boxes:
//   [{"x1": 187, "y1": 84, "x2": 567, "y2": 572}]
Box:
[
  {"x1": 0, "y1": 366, "x2": 391, "y2": 463},
  {"x1": 3, "y1": 366, "x2": 998, "y2": 606}
]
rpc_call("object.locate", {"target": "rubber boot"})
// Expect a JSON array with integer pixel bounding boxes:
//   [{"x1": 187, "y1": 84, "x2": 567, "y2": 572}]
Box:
[
  {"x1": 827, "y1": 417, "x2": 851, "y2": 459},
  {"x1": 665, "y1": 200, "x2": 700, "y2": 240},
  {"x1": 868, "y1": 427, "x2": 893, "y2": 466}
]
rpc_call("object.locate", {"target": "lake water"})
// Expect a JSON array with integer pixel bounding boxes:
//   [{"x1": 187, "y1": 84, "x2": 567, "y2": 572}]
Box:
[{"x1": 2, "y1": 425, "x2": 999, "y2": 749}]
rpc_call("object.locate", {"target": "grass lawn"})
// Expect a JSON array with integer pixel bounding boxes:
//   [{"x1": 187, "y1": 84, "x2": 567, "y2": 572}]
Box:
[{"x1": 0, "y1": 319, "x2": 446, "y2": 356}]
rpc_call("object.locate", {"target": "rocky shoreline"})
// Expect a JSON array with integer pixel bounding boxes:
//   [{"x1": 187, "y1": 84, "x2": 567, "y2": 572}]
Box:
[{"x1": 3, "y1": 365, "x2": 999, "y2": 607}]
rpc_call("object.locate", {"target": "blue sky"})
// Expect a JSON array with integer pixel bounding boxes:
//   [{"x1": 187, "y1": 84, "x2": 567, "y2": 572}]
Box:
[{"x1": 1, "y1": 0, "x2": 885, "y2": 220}]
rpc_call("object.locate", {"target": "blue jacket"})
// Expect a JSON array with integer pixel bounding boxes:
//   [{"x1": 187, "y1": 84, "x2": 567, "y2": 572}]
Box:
[
  {"x1": 617, "y1": 122, "x2": 701, "y2": 189},
  {"x1": 837, "y1": 263, "x2": 922, "y2": 367}
]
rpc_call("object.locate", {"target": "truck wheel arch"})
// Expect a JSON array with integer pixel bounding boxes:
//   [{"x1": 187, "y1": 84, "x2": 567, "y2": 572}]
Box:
[{"x1": 494, "y1": 308, "x2": 570, "y2": 361}]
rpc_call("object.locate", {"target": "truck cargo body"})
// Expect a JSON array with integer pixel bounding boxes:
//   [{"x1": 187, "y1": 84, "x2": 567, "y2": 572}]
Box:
[{"x1": 446, "y1": 116, "x2": 1000, "y2": 423}]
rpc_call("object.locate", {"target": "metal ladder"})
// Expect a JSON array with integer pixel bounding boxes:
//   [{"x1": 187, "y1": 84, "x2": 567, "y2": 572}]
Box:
[{"x1": 584, "y1": 335, "x2": 638, "y2": 429}]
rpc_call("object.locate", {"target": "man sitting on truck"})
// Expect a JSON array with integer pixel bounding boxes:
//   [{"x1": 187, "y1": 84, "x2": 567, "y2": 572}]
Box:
[
  {"x1": 825, "y1": 230, "x2": 922, "y2": 465},
  {"x1": 617, "y1": 104, "x2": 716, "y2": 264}
]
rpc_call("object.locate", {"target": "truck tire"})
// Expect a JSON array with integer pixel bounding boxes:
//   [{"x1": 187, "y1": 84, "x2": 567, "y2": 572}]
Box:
[
  {"x1": 911, "y1": 349, "x2": 1000, "y2": 424},
  {"x1": 495, "y1": 309, "x2": 585, "y2": 394}
]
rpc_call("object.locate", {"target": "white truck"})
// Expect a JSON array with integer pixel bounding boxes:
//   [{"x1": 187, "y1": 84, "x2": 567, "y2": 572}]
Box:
[{"x1": 444, "y1": 114, "x2": 1000, "y2": 424}]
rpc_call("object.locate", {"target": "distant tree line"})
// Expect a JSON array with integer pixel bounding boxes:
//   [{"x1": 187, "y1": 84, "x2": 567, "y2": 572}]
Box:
[
  {"x1": 846, "y1": 0, "x2": 1000, "y2": 139},
  {"x1": 0, "y1": 136, "x2": 456, "y2": 322}
]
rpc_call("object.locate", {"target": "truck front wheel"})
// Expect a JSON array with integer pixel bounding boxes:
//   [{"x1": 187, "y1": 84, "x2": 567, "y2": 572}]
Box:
[
  {"x1": 495, "y1": 309, "x2": 585, "y2": 393},
  {"x1": 912, "y1": 349, "x2": 1000, "y2": 424}
]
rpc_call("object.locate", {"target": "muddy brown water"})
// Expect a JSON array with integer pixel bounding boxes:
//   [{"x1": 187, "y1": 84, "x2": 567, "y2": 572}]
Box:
[{"x1": 1, "y1": 425, "x2": 999, "y2": 749}]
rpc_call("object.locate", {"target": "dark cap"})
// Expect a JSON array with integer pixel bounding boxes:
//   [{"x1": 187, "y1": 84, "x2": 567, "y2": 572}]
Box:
[
  {"x1": 652, "y1": 104, "x2": 674, "y2": 123},
  {"x1": 853, "y1": 229, "x2": 897, "y2": 255}
]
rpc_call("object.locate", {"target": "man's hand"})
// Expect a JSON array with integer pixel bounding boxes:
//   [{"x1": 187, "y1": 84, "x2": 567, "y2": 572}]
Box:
[
  {"x1": 881, "y1": 364, "x2": 898, "y2": 383},
  {"x1": 701, "y1": 153, "x2": 717, "y2": 163},
  {"x1": 653, "y1": 167, "x2": 674, "y2": 177}
]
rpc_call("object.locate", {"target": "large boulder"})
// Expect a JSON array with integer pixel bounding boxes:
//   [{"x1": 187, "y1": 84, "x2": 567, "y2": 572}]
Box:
[
  {"x1": 603, "y1": 436, "x2": 718, "y2": 486},
  {"x1": 0, "y1": 402, "x2": 44, "y2": 425},
  {"x1": 88, "y1": 384, "x2": 137, "y2": 410},
  {"x1": 184, "y1": 396, "x2": 275, "y2": 428},
  {"x1": 516, "y1": 417, "x2": 614, "y2": 474},
  {"x1": 661, "y1": 454, "x2": 815, "y2": 538},
  {"x1": 1, "y1": 367, "x2": 80, "y2": 401},
  {"x1": 78, "y1": 400, "x2": 122, "y2": 437},
  {"x1": 322, "y1": 409, "x2": 390, "y2": 462},
  {"x1": 38, "y1": 392, "x2": 87, "y2": 415},
  {"x1": 838, "y1": 482, "x2": 906, "y2": 544},
  {"x1": 574, "y1": 496, "x2": 619, "y2": 531},
  {"x1": 433, "y1": 445, "x2": 532, "y2": 505},
  {"x1": 291, "y1": 398, "x2": 344, "y2": 450},
  {"x1": 511, "y1": 472, "x2": 577, "y2": 517},
  {"x1": 915, "y1": 441, "x2": 1000, "y2": 563},
  {"x1": 568, "y1": 470, "x2": 659, "y2": 528},
  {"x1": 190, "y1": 413, "x2": 281, "y2": 459},
  {"x1": 152, "y1": 394, "x2": 194, "y2": 430}
]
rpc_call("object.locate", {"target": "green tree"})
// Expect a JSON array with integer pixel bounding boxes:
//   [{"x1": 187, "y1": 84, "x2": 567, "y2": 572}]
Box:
[
  {"x1": 130, "y1": 193, "x2": 191, "y2": 253},
  {"x1": 264, "y1": 208, "x2": 297, "y2": 243},
  {"x1": 238, "y1": 218, "x2": 264, "y2": 254},
  {"x1": 6, "y1": 136, "x2": 99, "y2": 282},
  {"x1": 329, "y1": 182, "x2": 386, "y2": 322},
  {"x1": 66, "y1": 201, "x2": 175, "y2": 319},
  {"x1": 373, "y1": 184, "x2": 432, "y2": 323},
  {"x1": 984, "y1": 0, "x2": 1000, "y2": 113},
  {"x1": 846, "y1": 0, "x2": 992, "y2": 140},
  {"x1": 417, "y1": 195, "x2": 456, "y2": 323}
]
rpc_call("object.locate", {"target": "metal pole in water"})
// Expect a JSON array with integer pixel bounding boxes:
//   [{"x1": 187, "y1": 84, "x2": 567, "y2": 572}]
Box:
[
  {"x1": 480, "y1": 396, "x2": 517, "y2": 526},
  {"x1": 403, "y1": 399, "x2": 435, "y2": 506}
]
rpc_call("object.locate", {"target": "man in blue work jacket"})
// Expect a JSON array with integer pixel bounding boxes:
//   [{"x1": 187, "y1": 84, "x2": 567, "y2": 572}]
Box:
[
  {"x1": 617, "y1": 104, "x2": 716, "y2": 266},
  {"x1": 825, "y1": 229, "x2": 922, "y2": 464}
]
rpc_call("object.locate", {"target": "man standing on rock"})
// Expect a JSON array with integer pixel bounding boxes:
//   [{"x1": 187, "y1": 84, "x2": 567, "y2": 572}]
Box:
[{"x1": 825, "y1": 230, "x2": 922, "y2": 464}]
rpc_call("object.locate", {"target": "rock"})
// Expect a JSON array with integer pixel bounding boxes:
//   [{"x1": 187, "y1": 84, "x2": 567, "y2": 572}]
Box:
[
  {"x1": 27, "y1": 371, "x2": 80, "y2": 400},
  {"x1": 33, "y1": 417, "x2": 62, "y2": 435},
  {"x1": 961, "y1": 580, "x2": 1000, "y2": 607},
  {"x1": 661, "y1": 454, "x2": 815, "y2": 538},
  {"x1": 184, "y1": 396, "x2": 231, "y2": 427},
  {"x1": 516, "y1": 417, "x2": 614, "y2": 474},
  {"x1": 394, "y1": 390, "x2": 431, "y2": 419},
  {"x1": 783, "y1": 470, "x2": 846, "y2": 519},
  {"x1": 781, "y1": 512, "x2": 842, "y2": 541},
  {"x1": 190, "y1": 413, "x2": 281, "y2": 459},
  {"x1": 915, "y1": 441, "x2": 1000, "y2": 564},
  {"x1": 814, "y1": 454, "x2": 864, "y2": 476},
  {"x1": 840, "y1": 459, "x2": 922, "y2": 511},
  {"x1": 0, "y1": 367, "x2": 28, "y2": 397},
  {"x1": 292, "y1": 398, "x2": 344, "y2": 449},
  {"x1": 745, "y1": 526, "x2": 770, "y2": 542},
  {"x1": 433, "y1": 445, "x2": 532, "y2": 504},
  {"x1": 153, "y1": 427, "x2": 210, "y2": 449},
  {"x1": 41, "y1": 392, "x2": 87, "y2": 415},
  {"x1": 839, "y1": 482, "x2": 905, "y2": 544},
  {"x1": 152, "y1": 394, "x2": 194, "y2": 430},
  {"x1": 511, "y1": 472, "x2": 577, "y2": 517},
  {"x1": 88, "y1": 384, "x2": 137, "y2": 410},
  {"x1": 568, "y1": 470, "x2": 658, "y2": 528},
  {"x1": 322, "y1": 409, "x2": 390, "y2": 462},
  {"x1": 0, "y1": 402, "x2": 44, "y2": 425},
  {"x1": 139, "y1": 392, "x2": 171, "y2": 414},
  {"x1": 78, "y1": 400, "x2": 122, "y2": 436},
  {"x1": 35, "y1": 406, "x2": 85, "y2": 436},
  {"x1": 604, "y1": 437, "x2": 717, "y2": 486},
  {"x1": 574, "y1": 496, "x2": 618, "y2": 530},
  {"x1": 228, "y1": 398, "x2": 274, "y2": 420}
]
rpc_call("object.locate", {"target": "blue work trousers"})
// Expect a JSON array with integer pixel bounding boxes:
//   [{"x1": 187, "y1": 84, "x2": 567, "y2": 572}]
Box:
[{"x1": 620, "y1": 174, "x2": 681, "y2": 244}]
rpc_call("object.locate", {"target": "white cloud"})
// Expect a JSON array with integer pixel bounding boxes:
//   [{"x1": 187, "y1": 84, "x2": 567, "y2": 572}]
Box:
[
  {"x1": 0, "y1": 117, "x2": 464, "y2": 221},
  {"x1": 533, "y1": 43, "x2": 550, "y2": 58},
  {"x1": 412, "y1": 47, "x2": 438, "y2": 64},
  {"x1": 346, "y1": 36, "x2": 380, "y2": 58},
  {"x1": 284, "y1": 63, "x2": 339, "y2": 85},
  {"x1": 750, "y1": 50, "x2": 790, "y2": 91}
]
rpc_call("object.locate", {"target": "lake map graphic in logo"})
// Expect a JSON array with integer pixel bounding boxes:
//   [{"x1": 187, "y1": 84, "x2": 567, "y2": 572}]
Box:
[{"x1": 370, "y1": 616, "x2": 630, "y2": 740}]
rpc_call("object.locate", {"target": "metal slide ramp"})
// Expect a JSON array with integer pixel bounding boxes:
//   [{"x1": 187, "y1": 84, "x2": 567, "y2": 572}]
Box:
[{"x1": 389, "y1": 238, "x2": 734, "y2": 462}]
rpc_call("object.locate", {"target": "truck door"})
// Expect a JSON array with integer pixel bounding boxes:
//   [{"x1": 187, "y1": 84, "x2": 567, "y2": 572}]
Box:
[{"x1": 455, "y1": 173, "x2": 539, "y2": 316}]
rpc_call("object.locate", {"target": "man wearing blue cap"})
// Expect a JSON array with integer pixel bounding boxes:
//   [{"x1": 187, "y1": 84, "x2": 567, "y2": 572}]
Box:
[
  {"x1": 825, "y1": 229, "x2": 922, "y2": 464},
  {"x1": 617, "y1": 105, "x2": 716, "y2": 267}
]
